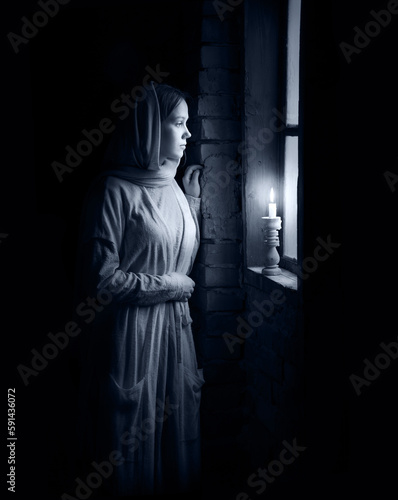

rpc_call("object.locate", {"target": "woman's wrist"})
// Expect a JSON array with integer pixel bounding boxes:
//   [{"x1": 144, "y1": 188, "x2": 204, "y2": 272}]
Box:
[
  {"x1": 185, "y1": 193, "x2": 201, "y2": 204},
  {"x1": 166, "y1": 272, "x2": 185, "y2": 301}
]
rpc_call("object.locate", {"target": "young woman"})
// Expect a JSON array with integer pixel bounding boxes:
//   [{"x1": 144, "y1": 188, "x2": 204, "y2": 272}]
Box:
[{"x1": 74, "y1": 82, "x2": 204, "y2": 496}]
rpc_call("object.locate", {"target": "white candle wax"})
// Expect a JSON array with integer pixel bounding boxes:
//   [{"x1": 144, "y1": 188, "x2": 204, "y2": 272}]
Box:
[
  {"x1": 269, "y1": 203, "x2": 277, "y2": 218},
  {"x1": 269, "y1": 187, "x2": 276, "y2": 217}
]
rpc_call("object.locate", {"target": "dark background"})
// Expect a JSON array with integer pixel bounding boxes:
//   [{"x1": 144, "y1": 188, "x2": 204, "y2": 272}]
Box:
[
  {"x1": 301, "y1": 0, "x2": 397, "y2": 496},
  {"x1": 2, "y1": 0, "x2": 397, "y2": 498}
]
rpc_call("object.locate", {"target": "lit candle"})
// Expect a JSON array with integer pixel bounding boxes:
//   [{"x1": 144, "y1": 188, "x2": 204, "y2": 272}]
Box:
[{"x1": 269, "y1": 187, "x2": 276, "y2": 218}]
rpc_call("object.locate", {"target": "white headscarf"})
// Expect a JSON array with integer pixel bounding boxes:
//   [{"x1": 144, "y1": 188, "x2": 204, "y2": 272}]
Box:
[{"x1": 100, "y1": 80, "x2": 179, "y2": 187}]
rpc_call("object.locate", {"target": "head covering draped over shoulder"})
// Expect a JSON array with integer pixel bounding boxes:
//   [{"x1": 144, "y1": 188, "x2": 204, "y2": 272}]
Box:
[
  {"x1": 73, "y1": 81, "x2": 181, "y2": 306},
  {"x1": 99, "y1": 80, "x2": 179, "y2": 187}
]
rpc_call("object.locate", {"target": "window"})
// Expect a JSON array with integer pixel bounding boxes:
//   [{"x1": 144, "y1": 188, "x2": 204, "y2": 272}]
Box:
[
  {"x1": 280, "y1": 0, "x2": 301, "y2": 270},
  {"x1": 243, "y1": 0, "x2": 302, "y2": 277}
]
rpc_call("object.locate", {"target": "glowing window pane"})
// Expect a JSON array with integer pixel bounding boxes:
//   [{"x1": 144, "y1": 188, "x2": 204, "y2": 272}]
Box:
[
  {"x1": 283, "y1": 136, "x2": 298, "y2": 259},
  {"x1": 286, "y1": 0, "x2": 301, "y2": 126}
]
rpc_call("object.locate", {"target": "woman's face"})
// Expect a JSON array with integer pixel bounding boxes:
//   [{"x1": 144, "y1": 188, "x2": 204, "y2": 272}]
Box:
[{"x1": 159, "y1": 100, "x2": 191, "y2": 164}]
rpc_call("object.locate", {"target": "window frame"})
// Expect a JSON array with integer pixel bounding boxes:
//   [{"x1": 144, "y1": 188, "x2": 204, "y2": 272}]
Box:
[
  {"x1": 242, "y1": 0, "x2": 303, "y2": 278},
  {"x1": 278, "y1": 0, "x2": 301, "y2": 275}
]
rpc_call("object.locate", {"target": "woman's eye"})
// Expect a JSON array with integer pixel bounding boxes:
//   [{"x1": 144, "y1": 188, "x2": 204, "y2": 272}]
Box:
[{"x1": 176, "y1": 122, "x2": 183, "y2": 127}]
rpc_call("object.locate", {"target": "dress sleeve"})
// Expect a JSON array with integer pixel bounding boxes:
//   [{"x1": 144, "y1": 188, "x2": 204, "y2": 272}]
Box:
[
  {"x1": 80, "y1": 238, "x2": 186, "y2": 306},
  {"x1": 77, "y1": 178, "x2": 186, "y2": 306},
  {"x1": 184, "y1": 194, "x2": 201, "y2": 274},
  {"x1": 185, "y1": 194, "x2": 201, "y2": 221}
]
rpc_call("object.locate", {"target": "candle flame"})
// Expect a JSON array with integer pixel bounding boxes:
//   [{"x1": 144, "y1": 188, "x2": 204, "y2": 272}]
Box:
[{"x1": 270, "y1": 187, "x2": 274, "y2": 203}]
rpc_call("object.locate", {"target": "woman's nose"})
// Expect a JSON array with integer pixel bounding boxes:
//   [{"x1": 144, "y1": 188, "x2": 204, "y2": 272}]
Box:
[{"x1": 183, "y1": 126, "x2": 191, "y2": 139}]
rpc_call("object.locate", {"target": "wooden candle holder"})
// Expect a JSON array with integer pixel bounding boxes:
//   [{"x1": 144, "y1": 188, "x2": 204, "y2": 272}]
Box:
[{"x1": 261, "y1": 216, "x2": 282, "y2": 276}]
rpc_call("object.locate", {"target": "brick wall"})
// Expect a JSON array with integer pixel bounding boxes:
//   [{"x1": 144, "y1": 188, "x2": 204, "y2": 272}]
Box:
[
  {"x1": 239, "y1": 277, "x2": 303, "y2": 468},
  {"x1": 239, "y1": 0, "x2": 304, "y2": 472},
  {"x1": 185, "y1": 0, "x2": 246, "y2": 469},
  {"x1": 184, "y1": 0, "x2": 303, "y2": 478}
]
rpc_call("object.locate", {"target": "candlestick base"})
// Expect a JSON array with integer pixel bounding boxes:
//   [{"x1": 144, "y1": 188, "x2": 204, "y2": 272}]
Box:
[
  {"x1": 261, "y1": 216, "x2": 282, "y2": 276},
  {"x1": 262, "y1": 266, "x2": 282, "y2": 276}
]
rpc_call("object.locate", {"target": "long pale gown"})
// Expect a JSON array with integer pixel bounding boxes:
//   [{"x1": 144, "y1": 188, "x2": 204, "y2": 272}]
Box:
[{"x1": 76, "y1": 172, "x2": 204, "y2": 496}]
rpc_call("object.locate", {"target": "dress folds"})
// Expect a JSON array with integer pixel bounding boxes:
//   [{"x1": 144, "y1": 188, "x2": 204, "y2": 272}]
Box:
[{"x1": 75, "y1": 174, "x2": 204, "y2": 496}]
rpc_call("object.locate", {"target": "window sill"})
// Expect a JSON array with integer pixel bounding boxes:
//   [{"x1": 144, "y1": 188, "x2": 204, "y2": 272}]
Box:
[{"x1": 245, "y1": 267, "x2": 298, "y2": 292}]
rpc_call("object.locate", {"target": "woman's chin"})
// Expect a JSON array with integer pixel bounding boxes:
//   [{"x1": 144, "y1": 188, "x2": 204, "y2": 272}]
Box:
[{"x1": 164, "y1": 156, "x2": 182, "y2": 164}]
